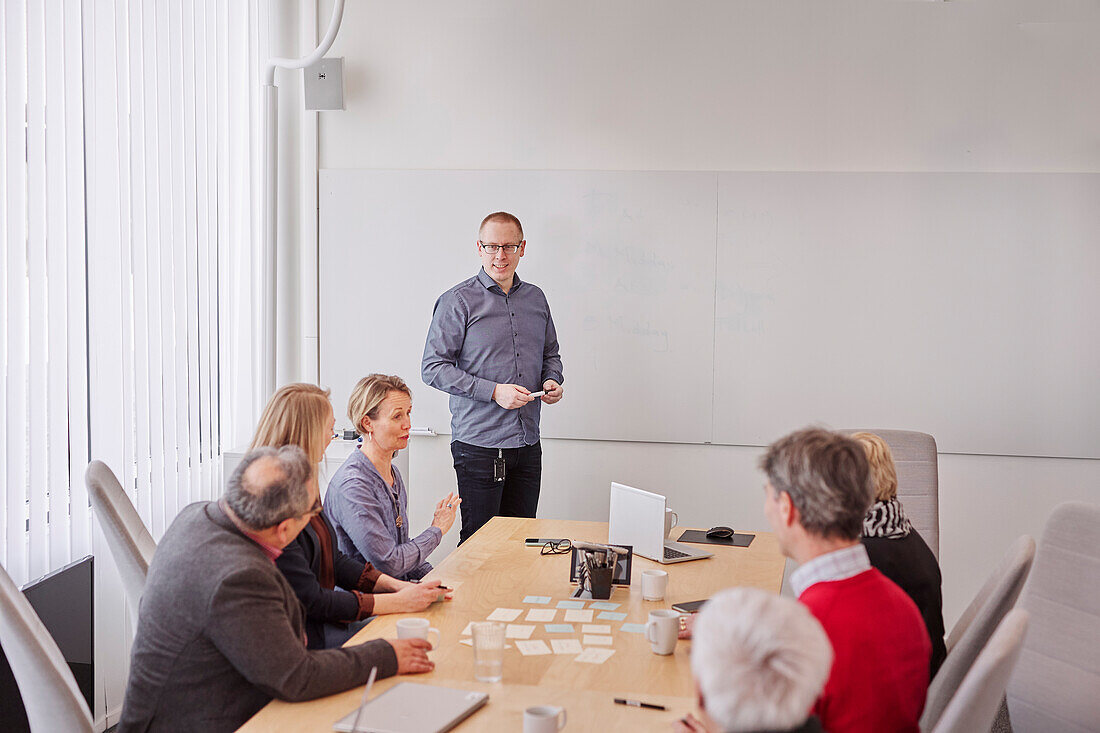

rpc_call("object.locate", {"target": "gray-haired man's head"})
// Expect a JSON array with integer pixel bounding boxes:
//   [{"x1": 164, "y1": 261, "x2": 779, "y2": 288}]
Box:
[
  {"x1": 760, "y1": 427, "x2": 873, "y2": 541},
  {"x1": 224, "y1": 445, "x2": 314, "y2": 530}
]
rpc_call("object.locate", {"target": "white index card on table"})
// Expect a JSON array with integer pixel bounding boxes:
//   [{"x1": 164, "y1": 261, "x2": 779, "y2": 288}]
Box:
[
  {"x1": 506, "y1": 624, "x2": 536, "y2": 639},
  {"x1": 487, "y1": 608, "x2": 523, "y2": 622},
  {"x1": 525, "y1": 608, "x2": 557, "y2": 623},
  {"x1": 563, "y1": 609, "x2": 594, "y2": 623},
  {"x1": 550, "y1": 639, "x2": 583, "y2": 655},
  {"x1": 583, "y1": 635, "x2": 614, "y2": 646},
  {"x1": 574, "y1": 648, "x2": 616, "y2": 664},
  {"x1": 515, "y1": 640, "x2": 552, "y2": 656},
  {"x1": 459, "y1": 638, "x2": 511, "y2": 648}
]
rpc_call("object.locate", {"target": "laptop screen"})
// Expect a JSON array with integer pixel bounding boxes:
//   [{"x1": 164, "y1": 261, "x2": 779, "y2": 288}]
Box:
[{"x1": 608, "y1": 482, "x2": 666, "y2": 561}]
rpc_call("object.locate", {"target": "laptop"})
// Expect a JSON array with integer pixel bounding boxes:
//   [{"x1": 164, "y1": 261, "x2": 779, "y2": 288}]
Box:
[
  {"x1": 332, "y1": 682, "x2": 488, "y2": 733},
  {"x1": 608, "y1": 482, "x2": 712, "y2": 564}
]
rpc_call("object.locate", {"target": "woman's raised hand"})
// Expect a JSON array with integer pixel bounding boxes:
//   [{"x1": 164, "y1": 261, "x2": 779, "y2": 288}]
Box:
[{"x1": 431, "y1": 492, "x2": 461, "y2": 535}]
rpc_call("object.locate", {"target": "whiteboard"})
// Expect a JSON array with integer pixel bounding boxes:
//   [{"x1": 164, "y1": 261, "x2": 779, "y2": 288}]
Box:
[
  {"x1": 319, "y1": 169, "x2": 718, "y2": 444},
  {"x1": 713, "y1": 172, "x2": 1100, "y2": 458},
  {"x1": 320, "y1": 169, "x2": 1100, "y2": 458}
]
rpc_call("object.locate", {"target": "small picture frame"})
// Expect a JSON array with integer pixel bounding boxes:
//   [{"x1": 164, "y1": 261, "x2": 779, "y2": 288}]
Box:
[{"x1": 568, "y1": 544, "x2": 633, "y2": 586}]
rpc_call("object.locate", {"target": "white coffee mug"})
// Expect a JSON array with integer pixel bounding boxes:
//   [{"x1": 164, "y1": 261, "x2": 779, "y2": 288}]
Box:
[
  {"x1": 524, "y1": 705, "x2": 567, "y2": 733},
  {"x1": 395, "y1": 617, "x2": 440, "y2": 647},
  {"x1": 641, "y1": 569, "x2": 669, "y2": 601},
  {"x1": 645, "y1": 609, "x2": 680, "y2": 655},
  {"x1": 664, "y1": 508, "x2": 679, "y2": 538}
]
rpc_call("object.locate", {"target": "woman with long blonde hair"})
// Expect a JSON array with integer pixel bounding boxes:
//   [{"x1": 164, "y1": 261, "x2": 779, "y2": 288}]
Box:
[{"x1": 252, "y1": 383, "x2": 448, "y2": 649}]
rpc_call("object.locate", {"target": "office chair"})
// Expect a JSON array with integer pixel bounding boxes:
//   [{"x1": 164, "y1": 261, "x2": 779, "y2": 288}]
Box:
[
  {"x1": 0, "y1": 562, "x2": 94, "y2": 732},
  {"x1": 85, "y1": 460, "x2": 157, "y2": 618}
]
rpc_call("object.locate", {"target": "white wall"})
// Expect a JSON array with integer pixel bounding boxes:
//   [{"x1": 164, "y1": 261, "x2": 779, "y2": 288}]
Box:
[
  {"x1": 318, "y1": 0, "x2": 1100, "y2": 172},
  {"x1": 315, "y1": 0, "x2": 1100, "y2": 628}
]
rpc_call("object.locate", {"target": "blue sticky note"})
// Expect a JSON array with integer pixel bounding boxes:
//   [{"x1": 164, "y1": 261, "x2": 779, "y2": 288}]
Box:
[
  {"x1": 597, "y1": 611, "x2": 628, "y2": 621},
  {"x1": 523, "y1": 595, "x2": 551, "y2": 604},
  {"x1": 589, "y1": 602, "x2": 620, "y2": 611},
  {"x1": 556, "y1": 600, "x2": 585, "y2": 610},
  {"x1": 545, "y1": 624, "x2": 575, "y2": 633},
  {"x1": 620, "y1": 623, "x2": 646, "y2": 633}
]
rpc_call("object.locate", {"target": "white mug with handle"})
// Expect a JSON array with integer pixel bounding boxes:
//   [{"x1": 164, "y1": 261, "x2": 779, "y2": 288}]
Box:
[
  {"x1": 395, "y1": 617, "x2": 440, "y2": 647},
  {"x1": 524, "y1": 705, "x2": 567, "y2": 732},
  {"x1": 645, "y1": 609, "x2": 680, "y2": 655},
  {"x1": 664, "y1": 508, "x2": 679, "y2": 538}
]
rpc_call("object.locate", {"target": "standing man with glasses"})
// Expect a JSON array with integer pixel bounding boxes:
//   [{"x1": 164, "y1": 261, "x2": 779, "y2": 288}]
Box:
[{"x1": 422, "y1": 212, "x2": 564, "y2": 543}]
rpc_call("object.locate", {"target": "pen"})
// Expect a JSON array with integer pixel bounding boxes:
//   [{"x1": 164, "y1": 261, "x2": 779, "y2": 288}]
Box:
[{"x1": 614, "y1": 698, "x2": 667, "y2": 711}]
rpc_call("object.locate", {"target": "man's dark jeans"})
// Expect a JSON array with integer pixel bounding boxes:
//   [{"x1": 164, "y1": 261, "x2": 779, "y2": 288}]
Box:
[{"x1": 451, "y1": 440, "x2": 542, "y2": 544}]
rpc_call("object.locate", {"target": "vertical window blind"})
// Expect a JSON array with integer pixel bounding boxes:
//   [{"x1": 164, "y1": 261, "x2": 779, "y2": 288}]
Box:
[
  {"x1": 2, "y1": 0, "x2": 262, "y2": 590},
  {"x1": 2, "y1": 0, "x2": 91, "y2": 589}
]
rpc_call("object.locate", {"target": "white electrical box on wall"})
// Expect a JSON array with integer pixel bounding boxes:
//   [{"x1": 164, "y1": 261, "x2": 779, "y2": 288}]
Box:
[{"x1": 304, "y1": 57, "x2": 345, "y2": 111}]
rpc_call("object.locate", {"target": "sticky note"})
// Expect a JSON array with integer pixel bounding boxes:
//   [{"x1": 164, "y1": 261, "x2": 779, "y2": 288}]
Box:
[
  {"x1": 523, "y1": 595, "x2": 551, "y2": 604},
  {"x1": 620, "y1": 623, "x2": 646, "y2": 633},
  {"x1": 575, "y1": 648, "x2": 616, "y2": 664},
  {"x1": 525, "y1": 609, "x2": 557, "y2": 622},
  {"x1": 505, "y1": 624, "x2": 535, "y2": 639},
  {"x1": 583, "y1": 635, "x2": 614, "y2": 646},
  {"x1": 564, "y1": 609, "x2": 594, "y2": 623},
  {"x1": 556, "y1": 600, "x2": 586, "y2": 610},
  {"x1": 597, "y1": 611, "x2": 627, "y2": 621},
  {"x1": 545, "y1": 624, "x2": 575, "y2": 633},
  {"x1": 487, "y1": 608, "x2": 522, "y2": 622},
  {"x1": 550, "y1": 638, "x2": 583, "y2": 654},
  {"x1": 459, "y1": 638, "x2": 511, "y2": 648},
  {"x1": 460, "y1": 622, "x2": 475, "y2": 635},
  {"x1": 515, "y1": 640, "x2": 552, "y2": 656},
  {"x1": 582, "y1": 624, "x2": 612, "y2": 634},
  {"x1": 589, "y1": 602, "x2": 620, "y2": 611}
]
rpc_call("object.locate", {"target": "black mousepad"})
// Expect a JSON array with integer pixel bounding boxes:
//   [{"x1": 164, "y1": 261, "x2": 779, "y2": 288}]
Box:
[{"x1": 676, "y1": 529, "x2": 755, "y2": 547}]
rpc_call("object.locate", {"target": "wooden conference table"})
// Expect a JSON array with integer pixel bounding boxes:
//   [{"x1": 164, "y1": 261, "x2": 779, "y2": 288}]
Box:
[{"x1": 240, "y1": 517, "x2": 785, "y2": 732}]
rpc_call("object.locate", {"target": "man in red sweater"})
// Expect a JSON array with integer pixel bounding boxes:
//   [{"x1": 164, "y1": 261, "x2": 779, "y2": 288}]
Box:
[{"x1": 762, "y1": 428, "x2": 930, "y2": 733}]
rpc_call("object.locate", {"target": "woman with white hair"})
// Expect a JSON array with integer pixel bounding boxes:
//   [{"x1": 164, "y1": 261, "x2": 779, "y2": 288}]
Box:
[{"x1": 676, "y1": 587, "x2": 833, "y2": 733}]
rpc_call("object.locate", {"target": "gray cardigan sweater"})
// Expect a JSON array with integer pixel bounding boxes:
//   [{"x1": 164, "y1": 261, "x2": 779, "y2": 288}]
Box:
[{"x1": 118, "y1": 501, "x2": 398, "y2": 732}]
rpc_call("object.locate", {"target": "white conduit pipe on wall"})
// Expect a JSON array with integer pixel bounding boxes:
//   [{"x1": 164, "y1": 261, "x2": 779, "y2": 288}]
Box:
[{"x1": 260, "y1": 0, "x2": 346, "y2": 405}]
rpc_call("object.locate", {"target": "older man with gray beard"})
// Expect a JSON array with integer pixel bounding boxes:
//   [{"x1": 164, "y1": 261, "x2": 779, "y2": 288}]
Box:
[{"x1": 119, "y1": 445, "x2": 432, "y2": 732}]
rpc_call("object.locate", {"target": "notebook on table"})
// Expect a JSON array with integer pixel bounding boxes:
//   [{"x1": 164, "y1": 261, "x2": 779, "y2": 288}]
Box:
[{"x1": 332, "y1": 682, "x2": 489, "y2": 733}]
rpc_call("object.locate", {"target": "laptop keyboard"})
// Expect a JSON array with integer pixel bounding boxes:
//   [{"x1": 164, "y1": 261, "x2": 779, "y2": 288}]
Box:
[{"x1": 663, "y1": 546, "x2": 689, "y2": 560}]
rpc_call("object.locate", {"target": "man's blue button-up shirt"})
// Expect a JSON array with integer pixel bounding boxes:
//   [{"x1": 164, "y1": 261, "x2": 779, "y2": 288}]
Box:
[{"x1": 422, "y1": 268, "x2": 564, "y2": 448}]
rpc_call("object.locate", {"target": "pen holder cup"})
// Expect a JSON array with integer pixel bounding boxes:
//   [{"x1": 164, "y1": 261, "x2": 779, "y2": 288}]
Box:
[{"x1": 585, "y1": 561, "x2": 614, "y2": 600}]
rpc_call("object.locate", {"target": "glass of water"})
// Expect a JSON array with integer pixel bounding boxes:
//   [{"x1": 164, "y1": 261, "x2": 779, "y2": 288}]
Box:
[{"x1": 470, "y1": 621, "x2": 505, "y2": 682}]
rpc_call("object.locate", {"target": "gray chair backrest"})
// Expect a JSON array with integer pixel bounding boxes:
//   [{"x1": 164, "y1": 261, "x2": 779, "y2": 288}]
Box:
[
  {"x1": 930, "y1": 609, "x2": 1029, "y2": 733},
  {"x1": 85, "y1": 460, "x2": 157, "y2": 618},
  {"x1": 0, "y1": 563, "x2": 95, "y2": 732},
  {"x1": 1006, "y1": 501, "x2": 1100, "y2": 732},
  {"x1": 847, "y1": 429, "x2": 940, "y2": 559},
  {"x1": 921, "y1": 534, "x2": 1035, "y2": 731}
]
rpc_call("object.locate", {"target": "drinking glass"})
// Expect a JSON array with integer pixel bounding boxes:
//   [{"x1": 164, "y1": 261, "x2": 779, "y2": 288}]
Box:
[{"x1": 470, "y1": 621, "x2": 505, "y2": 682}]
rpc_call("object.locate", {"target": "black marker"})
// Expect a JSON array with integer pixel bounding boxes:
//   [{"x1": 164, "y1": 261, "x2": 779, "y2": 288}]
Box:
[{"x1": 614, "y1": 698, "x2": 667, "y2": 711}]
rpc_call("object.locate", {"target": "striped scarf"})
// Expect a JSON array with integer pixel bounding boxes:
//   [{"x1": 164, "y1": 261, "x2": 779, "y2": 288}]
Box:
[{"x1": 862, "y1": 498, "x2": 912, "y2": 539}]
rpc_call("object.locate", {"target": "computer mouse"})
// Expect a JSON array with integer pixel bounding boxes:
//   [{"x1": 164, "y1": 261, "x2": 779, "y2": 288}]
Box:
[{"x1": 706, "y1": 526, "x2": 734, "y2": 539}]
